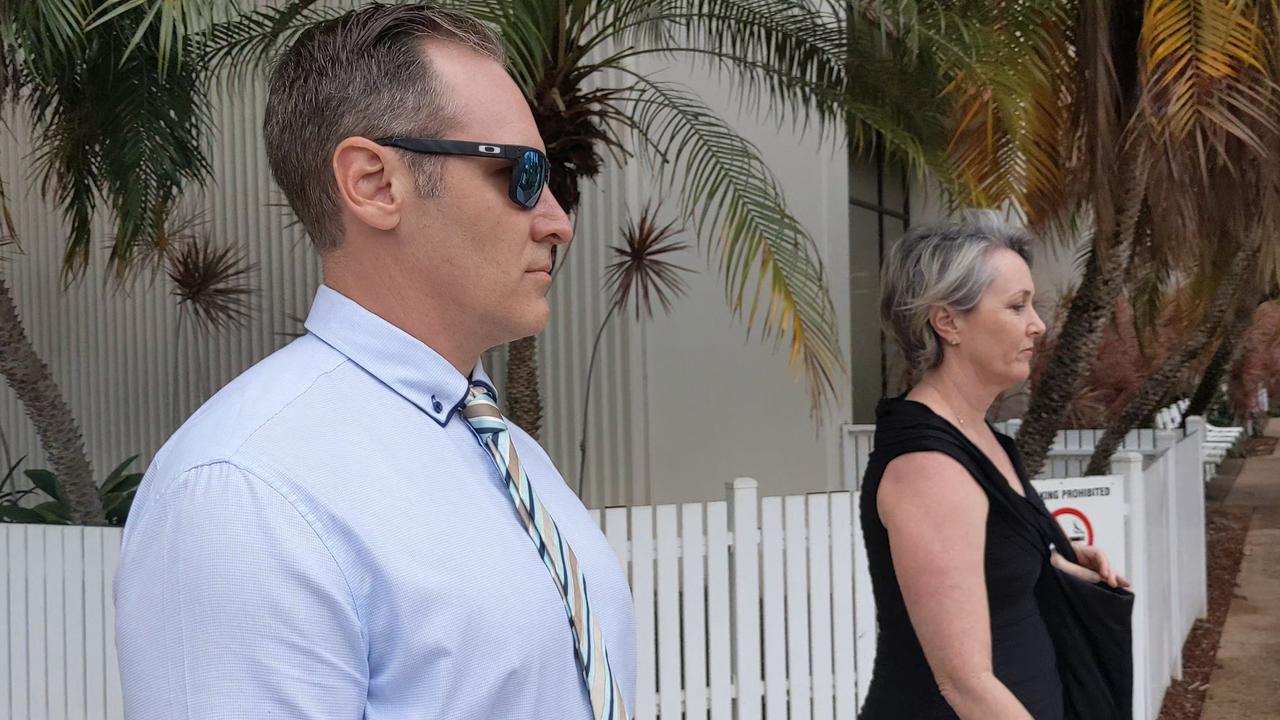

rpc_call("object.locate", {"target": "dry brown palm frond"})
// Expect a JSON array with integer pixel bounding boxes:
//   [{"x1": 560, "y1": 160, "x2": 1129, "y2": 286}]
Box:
[
  {"x1": 164, "y1": 238, "x2": 256, "y2": 333},
  {"x1": 939, "y1": 2, "x2": 1079, "y2": 225},
  {"x1": 1136, "y1": 0, "x2": 1280, "y2": 269},
  {"x1": 1019, "y1": 16, "x2": 1082, "y2": 235},
  {"x1": 1139, "y1": 0, "x2": 1273, "y2": 159}
]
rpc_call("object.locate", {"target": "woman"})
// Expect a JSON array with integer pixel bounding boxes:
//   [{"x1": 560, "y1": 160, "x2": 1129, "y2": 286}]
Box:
[{"x1": 859, "y1": 221, "x2": 1129, "y2": 719}]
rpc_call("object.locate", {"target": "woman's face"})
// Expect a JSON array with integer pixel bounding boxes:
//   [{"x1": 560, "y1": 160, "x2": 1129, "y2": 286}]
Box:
[{"x1": 948, "y1": 248, "x2": 1047, "y2": 388}]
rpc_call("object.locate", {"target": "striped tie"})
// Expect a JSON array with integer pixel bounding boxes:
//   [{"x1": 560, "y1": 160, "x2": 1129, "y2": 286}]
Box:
[{"x1": 462, "y1": 383, "x2": 628, "y2": 720}]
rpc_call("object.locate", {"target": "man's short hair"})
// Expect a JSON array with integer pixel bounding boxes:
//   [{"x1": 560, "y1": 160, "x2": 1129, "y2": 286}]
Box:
[{"x1": 263, "y1": 3, "x2": 506, "y2": 253}]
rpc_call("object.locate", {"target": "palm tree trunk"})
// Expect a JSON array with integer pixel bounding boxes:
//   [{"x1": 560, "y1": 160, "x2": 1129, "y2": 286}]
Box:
[
  {"x1": 0, "y1": 269, "x2": 104, "y2": 524},
  {"x1": 1184, "y1": 335, "x2": 1234, "y2": 421},
  {"x1": 1085, "y1": 242, "x2": 1261, "y2": 475},
  {"x1": 1185, "y1": 293, "x2": 1274, "y2": 420},
  {"x1": 1016, "y1": 173, "x2": 1143, "y2": 476},
  {"x1": 505, "y1": 335, "x2": 543, "y2": 439}
]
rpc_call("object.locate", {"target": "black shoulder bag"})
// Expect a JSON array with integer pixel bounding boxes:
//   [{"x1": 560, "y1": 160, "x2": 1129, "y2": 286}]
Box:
[{"x1": 1029, "y1": 510, "x2": 1136, "y2": 720}]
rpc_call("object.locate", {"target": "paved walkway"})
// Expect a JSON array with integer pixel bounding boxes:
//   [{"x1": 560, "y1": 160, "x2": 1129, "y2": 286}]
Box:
[{"x1": 1201, "y1": 418, "x2": 1280, "y2": 720}]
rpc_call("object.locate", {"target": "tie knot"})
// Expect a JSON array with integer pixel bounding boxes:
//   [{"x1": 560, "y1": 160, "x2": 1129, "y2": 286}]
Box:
[
  {"x1": 462, "y1": 383, "x2": 504, "y2": 427},
  {"x1": 466, "y1": 382, "x2": 495, "y2": 404}
]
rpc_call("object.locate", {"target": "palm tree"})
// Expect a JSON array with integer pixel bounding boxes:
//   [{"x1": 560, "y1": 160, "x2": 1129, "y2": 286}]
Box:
[
  {"x1": 1085, "y1": 240, "x2": 1266, "y2": 473},
  {"x1": 0, "y1": 1, "x2": 230, "y2": 524},
  {"x1": 180, "y1": 0, "x2": 960, "y2": 437},
  {"x1": 865, "y1": 1, "x2": 1280, "y2": 476}
]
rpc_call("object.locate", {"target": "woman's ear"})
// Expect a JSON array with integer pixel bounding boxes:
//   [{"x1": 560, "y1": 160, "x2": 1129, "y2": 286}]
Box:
[{"x1": 929, "y1": 304, "x2": 962, "y2": 346}]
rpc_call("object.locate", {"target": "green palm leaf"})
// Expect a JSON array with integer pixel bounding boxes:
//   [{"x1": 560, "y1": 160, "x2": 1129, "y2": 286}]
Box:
[
  {"x1": 631, "y1": 0, "x2": 846, "y2": 134},
  {"x1": 14, "y1": 0, "x2": 215, "y2": 280},
  {"x1": 625, "y1": 77, "x2": 843, "y2": 417},
  {"x1": 200, "y1": 1, "x2": 351, "y2": 87},
  {"x1": 87, "y1": 0, "x2": 245, "y2": 69}
]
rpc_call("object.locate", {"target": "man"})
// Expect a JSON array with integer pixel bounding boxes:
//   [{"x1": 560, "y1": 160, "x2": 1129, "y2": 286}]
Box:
[{"x1": 114, "y1": 5, "x2": 636, "y2": 718}]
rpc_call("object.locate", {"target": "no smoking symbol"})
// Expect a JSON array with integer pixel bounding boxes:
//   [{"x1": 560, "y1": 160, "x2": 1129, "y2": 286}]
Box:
[{"x1": 1052, "y1": 507, "x2": 1093, "y2": 545}]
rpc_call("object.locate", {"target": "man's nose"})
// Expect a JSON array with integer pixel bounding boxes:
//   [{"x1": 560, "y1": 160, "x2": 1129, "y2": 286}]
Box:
[{"x1": 535, "y1": 189, "x2": 574, "y2": 246}]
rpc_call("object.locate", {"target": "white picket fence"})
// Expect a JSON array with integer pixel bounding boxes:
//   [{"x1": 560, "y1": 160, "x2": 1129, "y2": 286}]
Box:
[
  {"x1": 2, "y1": 418, "x2": 1208, "y2": 719},
  {"x1": 2, "y1": 481, "x2": 867, "y2": 720},
  {"x1": 1, "y1": 525, "x2": 123, "y2": 720},
  {"x1": 586, "y1": 480, "x2": 862, "y2": 719}
]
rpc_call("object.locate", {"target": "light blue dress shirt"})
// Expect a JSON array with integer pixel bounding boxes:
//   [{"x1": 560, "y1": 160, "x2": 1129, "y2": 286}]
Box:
[{"x1": 114, "y1": 285, "x2": 636, "y2": 719}]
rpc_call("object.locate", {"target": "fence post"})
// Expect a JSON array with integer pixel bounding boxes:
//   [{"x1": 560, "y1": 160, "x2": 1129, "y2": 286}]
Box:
[
  {"x1": 1111, "y1": 451, "x2": 1148, "y2": 720},
  {"x1": 841, "y1": 425, "x2": 876, "y2": 492},
  {"x1": 728, "y1": 478, "x2": 762, "y2": 720},
  {"x1": 1155, "y1": 429, "x2": 1183, "y2": 681},
  {"x1": 844, "y1": 427, "x2": 877, "y2": 711},
  {"x1": 1186, "y1": 412, "x2": 1210, "y2": 485},
  {"x1": 1183, "y1": 416, "x2": 1209, "y2": 619}
]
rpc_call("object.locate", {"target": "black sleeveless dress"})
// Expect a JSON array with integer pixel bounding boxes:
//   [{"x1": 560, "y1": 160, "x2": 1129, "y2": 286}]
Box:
[{"x1": 858, "y1": 397, "x2": 1065, "y2": 719}]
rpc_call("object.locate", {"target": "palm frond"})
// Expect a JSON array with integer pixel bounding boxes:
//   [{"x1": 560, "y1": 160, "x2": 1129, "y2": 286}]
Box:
[
  {"x1": 24, "y1": 3, "x2": 214, "y2": 281},
  {"x1": 1134, "y1": 1, "x2": 1280, "y2": 274},
  {"x1": 1139, "y1": 0, "x2": 1275, "y2": 159},
  {"x1": 0, "y1": 170, "x2": 21, "y2": 258},
  {"x1": 633, "y1": 0, "x2": 846, "y2": 136},
  {"x1": 200, "y1": 1, "x2": 353, "y2": 90},
  {"x1": 3, "y1": 0, "x2": 87, "y2": 80},
  {"x1": 625, "y1": 77, "x2": 844, "y2": 418},
  {"x1": 87, "y1": 0, "x2": 243, "y2": 70},
  {"x1": 455, "y1": 0, "x2": 568, "y2": 100}
]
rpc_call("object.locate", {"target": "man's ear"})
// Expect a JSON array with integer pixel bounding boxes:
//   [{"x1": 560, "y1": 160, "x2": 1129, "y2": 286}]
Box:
[
  {"x1": 929, "y1": 304, "x2": 962, "y2": 346},
  {"x1": 332, "y1": 137, "x2": 410, "y2": 232}
]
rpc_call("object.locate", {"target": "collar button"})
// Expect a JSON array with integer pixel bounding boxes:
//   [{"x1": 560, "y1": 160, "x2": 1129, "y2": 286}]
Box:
[{"x1": 431, "y1": 396, "x2": 444, "y2": 413}]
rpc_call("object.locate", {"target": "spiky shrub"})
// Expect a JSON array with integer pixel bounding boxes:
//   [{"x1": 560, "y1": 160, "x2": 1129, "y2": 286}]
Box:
[{"x1": 577, "y1": 202, "x2": 690, "y2": 495}]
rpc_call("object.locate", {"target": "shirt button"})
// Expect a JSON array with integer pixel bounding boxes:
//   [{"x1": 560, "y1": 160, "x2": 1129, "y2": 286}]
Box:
[{"x1": 431, "y1": 396, "x2": 443, "y2": 413}]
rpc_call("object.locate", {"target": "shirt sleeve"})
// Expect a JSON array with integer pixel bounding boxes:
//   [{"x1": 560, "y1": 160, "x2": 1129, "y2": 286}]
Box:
[{"x1": 115, "y1": 461, "x2": 368, "y2": 719}]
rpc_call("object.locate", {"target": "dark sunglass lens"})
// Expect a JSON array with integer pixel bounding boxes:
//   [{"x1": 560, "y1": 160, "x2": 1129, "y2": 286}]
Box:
[{"x1": 512, "y1": 150, "x2": 546, "y2": 208}]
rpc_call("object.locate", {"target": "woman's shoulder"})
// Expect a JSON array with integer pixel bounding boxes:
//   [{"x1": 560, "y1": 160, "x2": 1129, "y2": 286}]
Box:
[
  {"x1": 876, "y1": 450, "x2": 989, "y2": 528},
  {"x1": 880, "y1": 449, "x2": 980, "y2": 489}
]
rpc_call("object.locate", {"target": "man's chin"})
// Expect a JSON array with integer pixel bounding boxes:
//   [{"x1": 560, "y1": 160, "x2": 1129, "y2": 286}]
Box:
[{"x1": 501, "y1": 308, "x2": 551, "y2": 345}]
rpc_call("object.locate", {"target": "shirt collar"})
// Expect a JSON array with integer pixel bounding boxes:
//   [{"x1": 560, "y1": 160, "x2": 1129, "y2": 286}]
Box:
[{"x1": 304, "y1": 285, "x2": 497, "y2": 427}]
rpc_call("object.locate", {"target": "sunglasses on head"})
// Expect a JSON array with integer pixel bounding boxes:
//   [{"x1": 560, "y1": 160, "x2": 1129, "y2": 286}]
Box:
[{"x1": 375, "y1": 137, "x2": 549, "y2": 209}]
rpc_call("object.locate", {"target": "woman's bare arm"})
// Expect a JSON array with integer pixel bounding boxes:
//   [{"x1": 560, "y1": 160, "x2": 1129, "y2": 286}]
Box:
[{"x1": 877, "y1": 451, "x2": 1034, "y2": 720}]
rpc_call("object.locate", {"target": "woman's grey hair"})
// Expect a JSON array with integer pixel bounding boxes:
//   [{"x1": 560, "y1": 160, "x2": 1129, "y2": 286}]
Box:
[{"x1": 880, "y1": 218, "x2": 1034, "y2": 372}]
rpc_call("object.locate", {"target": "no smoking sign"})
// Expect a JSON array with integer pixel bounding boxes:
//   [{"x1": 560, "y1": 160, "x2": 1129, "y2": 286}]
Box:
[
  {"x1": 1030, "y1": 476, "x2": 1127, "y2": 577},
  {"x1": 1052, "y1": 507, "x2": 1094, "y2": 545}
]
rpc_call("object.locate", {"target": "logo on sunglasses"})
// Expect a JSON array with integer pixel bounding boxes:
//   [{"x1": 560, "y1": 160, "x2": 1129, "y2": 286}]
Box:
[{"x1": 477, "y1": 145, "x2": 502, "y2": 154}]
